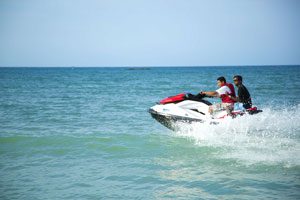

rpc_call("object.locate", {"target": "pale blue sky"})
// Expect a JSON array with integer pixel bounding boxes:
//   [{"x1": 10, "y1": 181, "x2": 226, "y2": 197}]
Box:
[{"x1": 0, "y1": 0, "x2": 299, "y2": 67}]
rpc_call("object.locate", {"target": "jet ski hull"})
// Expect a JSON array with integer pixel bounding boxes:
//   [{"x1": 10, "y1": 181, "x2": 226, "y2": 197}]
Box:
[{"x1": 148, "y1": 108, "x2": 204, "y2": 130}]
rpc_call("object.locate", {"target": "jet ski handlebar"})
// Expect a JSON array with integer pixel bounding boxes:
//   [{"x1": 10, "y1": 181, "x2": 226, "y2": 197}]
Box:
[
  {"x1": 185, "y1": 93, "x2": 212, "y2": 100},
  {"x1": 186, "y1": 93, "x2": 212, "y2": 99}
]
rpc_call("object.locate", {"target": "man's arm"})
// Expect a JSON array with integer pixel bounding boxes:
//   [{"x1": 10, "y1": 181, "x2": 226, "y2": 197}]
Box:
[
  {"x1": 228, "y1": 95, "x2": 239, "y2": 102},
  {"x1": 201, "y1": 91, "x2": 219, "y2": 97}
]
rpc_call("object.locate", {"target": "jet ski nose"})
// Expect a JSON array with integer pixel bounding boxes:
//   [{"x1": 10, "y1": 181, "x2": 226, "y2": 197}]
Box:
[
  {"x1": 148, "y1": 108, "x2": 157, "y2": 114},
  {"x1": 148, "y1": 108, "x2": 153, "y2": 113}
]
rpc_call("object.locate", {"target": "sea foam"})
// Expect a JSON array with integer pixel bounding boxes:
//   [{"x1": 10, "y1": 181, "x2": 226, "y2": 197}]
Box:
[{"x1": 174, "y1": 105, "x2": 300, "y2": 167}]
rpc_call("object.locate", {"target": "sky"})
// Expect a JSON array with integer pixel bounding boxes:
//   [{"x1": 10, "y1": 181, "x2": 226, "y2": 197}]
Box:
[{"x1": 0, "y1": 0, "x2": 299, "y2": 67}]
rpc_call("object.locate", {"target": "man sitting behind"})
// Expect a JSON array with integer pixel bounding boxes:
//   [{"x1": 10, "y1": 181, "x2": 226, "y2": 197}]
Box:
[
  {"x1": 228, "y1": 75, "x2": 252, "y2": 109},
  {"x1": 201, "y1": 76, "x2": 236, "y2": 115}
]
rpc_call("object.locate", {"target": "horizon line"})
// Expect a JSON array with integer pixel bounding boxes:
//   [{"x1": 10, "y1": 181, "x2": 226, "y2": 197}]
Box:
[{"x1": 0, "y1": 64, "x2": 299, "y2": 68}]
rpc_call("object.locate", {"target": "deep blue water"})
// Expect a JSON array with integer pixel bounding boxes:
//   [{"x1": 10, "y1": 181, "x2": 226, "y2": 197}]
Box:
[{"x1": 0, "y1": 66, "x2": 299, "y2": 199}]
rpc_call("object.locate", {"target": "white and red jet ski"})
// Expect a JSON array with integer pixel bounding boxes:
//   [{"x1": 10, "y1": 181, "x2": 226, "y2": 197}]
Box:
[{"x1": 149, "y1": 93, "x2": 262, "y2": 130}]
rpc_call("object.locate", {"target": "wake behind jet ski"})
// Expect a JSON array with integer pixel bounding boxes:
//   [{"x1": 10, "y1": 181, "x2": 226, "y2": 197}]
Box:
[{"x1": 149, "y1": 92, "x2": 262, "y2": 130}]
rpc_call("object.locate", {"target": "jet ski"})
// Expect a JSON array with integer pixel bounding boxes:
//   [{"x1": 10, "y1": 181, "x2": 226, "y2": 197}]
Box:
[{"x1": 149, "y1": 92, "x2": 262, "y2": 130}]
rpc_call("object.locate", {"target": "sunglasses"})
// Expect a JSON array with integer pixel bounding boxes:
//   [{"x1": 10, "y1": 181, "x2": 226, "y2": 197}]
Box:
[{"x1": 233, "y1": 79, "x2": 239, "y2": 82}]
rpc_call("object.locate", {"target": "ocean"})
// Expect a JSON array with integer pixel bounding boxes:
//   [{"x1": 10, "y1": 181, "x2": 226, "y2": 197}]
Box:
[{"x1": 0, "y1": 66, "x2": 299, "y2": 199}]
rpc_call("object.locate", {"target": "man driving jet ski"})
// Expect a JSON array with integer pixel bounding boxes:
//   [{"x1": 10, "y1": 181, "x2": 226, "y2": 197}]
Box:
[{"x1": 200, "y1": 76, "x2": 236, "y2": 115}]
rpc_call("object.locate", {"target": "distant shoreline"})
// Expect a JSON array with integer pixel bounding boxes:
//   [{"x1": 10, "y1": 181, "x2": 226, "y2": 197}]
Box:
[{"x1": 0, "y1": 65, "x2": 299, "y2": 68}]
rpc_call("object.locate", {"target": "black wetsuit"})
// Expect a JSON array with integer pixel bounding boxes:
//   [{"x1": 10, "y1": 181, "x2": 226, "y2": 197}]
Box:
[{"x1": 237, "y1": 84, "x2": 252, "y2": 109}]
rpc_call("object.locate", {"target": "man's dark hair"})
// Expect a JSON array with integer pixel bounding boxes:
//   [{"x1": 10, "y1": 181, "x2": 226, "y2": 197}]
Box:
[
  {"x1": 233, "y1": 75, "x2": 243, "y2": 81},
  {"x1": 217, "y1": 76, "x2": 226, "y2": 83}
]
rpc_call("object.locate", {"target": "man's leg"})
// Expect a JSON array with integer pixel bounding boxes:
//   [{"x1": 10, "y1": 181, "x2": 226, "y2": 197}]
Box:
[
  {"x1": 209, "y1": 105, "x2": 213, "y2": 114},
  {"x1": 209, "y1": 103, "x2": 221, "y2": 115},
  {"x1": 223, "y1": 103, "x2": 234, "y2": 116}
]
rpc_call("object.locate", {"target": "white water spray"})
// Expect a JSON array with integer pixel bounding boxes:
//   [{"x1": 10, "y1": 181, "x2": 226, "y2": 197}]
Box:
[{"x1": 174, "y1": 105, "x2": 300, "y2": 166}]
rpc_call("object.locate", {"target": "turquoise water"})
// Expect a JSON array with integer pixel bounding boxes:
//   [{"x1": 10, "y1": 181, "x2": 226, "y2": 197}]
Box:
[{"x1": 0, "y1": 66, "x2": 299, "y2": 199}]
